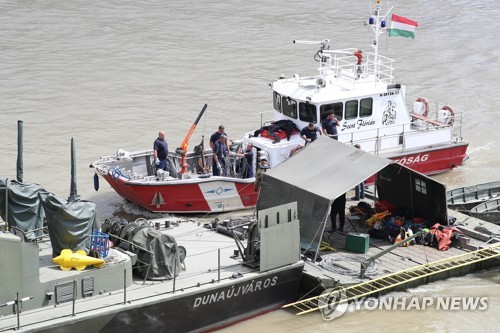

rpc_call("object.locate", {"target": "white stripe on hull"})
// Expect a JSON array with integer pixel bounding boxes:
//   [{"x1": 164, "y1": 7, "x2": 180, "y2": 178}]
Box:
[{"x1": 198, "y1": 181, "x2": 245, "y2": 212}]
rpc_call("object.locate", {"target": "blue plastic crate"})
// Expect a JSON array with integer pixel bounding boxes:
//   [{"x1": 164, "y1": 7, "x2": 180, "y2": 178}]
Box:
[{"x1": 91, "y1": 230, "x2": 109, "y2": 258}]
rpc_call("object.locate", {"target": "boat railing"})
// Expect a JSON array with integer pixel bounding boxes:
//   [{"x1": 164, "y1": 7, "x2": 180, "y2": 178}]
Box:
[
  {"x1": 8, "y1": 225, "x2": 48, "y2": 243},
  {"x1": 318, "y1": 48, "x2": 358, "y2": 78},
  {"x1": 95, "y1": 147, "x2": 254, "y2": 180},
  {"x1": 343, "y1": 92, "x2": 466, "y2": 156},
  {"x1": 258, "y1": 110, "x2": 274, "y2": 128},
  {"x1": 319, "y1": 49, "x2": 394, "y2": 85},
  {"x1": 365, "y1": 52, "x2": 395, "y2": 84},
  {"x1": 405, "y1": 93, "x2": 465, "y2": 140},
  {"x1": 477, "y1": 235, "x2": 500, "y2": 251},
  {"x1": 340, "y1": 117, "x2": 461, "y2": 157},
  {"x1": 1, "y1": 241, "x2": 260, "y2": 331}
]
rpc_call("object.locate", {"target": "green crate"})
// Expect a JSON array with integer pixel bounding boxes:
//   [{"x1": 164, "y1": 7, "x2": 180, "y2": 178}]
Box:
[{"x1": 345, "y1": 232, "x2": 369, "y2": 254}]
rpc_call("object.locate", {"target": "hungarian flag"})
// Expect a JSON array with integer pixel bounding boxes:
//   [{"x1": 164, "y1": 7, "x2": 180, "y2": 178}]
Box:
[{"x1": 389, "y1": 14, "x2": 418, "y2": 39}]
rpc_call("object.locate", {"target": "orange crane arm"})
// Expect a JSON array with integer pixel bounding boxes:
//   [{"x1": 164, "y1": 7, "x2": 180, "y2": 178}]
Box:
[{"x1": 177, "y1": 104, "x2": 208, "y2": 174}]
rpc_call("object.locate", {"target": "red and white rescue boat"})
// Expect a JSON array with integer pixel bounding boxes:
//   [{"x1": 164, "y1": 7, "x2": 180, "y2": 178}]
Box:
[
  {"x1": 245, "y1": 2, "x2": 468, "y2": 180},
  {"x1": 91, "y1": 104, "x2": 259, "y2": 214},
  {"x1": 92, "y1": 154, "x2": 258, "y2": 213}
]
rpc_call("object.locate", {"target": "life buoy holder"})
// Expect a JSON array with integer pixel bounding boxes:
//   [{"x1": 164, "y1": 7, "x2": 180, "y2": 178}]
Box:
[
  {"x1": 440, "y1": 106, "x2": 455, "y2": 126},
  {"x1": 416, "y1": 97, "x2": 429, "y2": 117}
]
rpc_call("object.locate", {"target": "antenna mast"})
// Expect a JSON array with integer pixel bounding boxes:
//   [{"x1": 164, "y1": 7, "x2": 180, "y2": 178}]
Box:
[{"x1": 367, "y1": 0, "x2": 392, "y2": 80}]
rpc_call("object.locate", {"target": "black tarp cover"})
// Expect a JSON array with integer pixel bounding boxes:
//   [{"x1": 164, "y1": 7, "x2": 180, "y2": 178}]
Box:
[
  {"x1": 1, "y1": 178, "x2": 98, "y2": 257},
  {"x1": 132, "y1": 228, "x2": 181, "y2": 280},
  {"x1": 41, "y1": 193, "x2": 98, "y2": 257},
  {"x1": 0, "y1": 179, "x2": 47, "y2": 240}
]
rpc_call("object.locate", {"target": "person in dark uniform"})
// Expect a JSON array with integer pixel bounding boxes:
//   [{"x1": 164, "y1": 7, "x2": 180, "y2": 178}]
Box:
[
  {"x1": 210, "y1": 125, "x2": 226, "y2": 150},
  {"x1": 153, "y1": 131, "x2": 169, "y2": 173},
  {"x1": 237, "y1": 143, "x2": 254, "y2": 178},
  {"x1": 254, "y1": 158, "x2": 268, "y2": 191},
  {"x1": 300, "y1": 122, "x2": 322, "y2": 144},
  {"x1": 212, "y1": 134, "x2": 228, "y2": 176},
  {"x1": 352, "y1": 144, "x2": 365, "y2": 200},
  {"x1": 330, "y1": 193, "x2": 346, "y2": 232},
  {"x1": 321, "y1": 111, "x2": 340, "y2": 140}
]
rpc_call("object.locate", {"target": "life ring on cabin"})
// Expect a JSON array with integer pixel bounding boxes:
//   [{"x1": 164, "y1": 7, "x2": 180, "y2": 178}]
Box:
[
  {"x1": 440, "y1": 106, "x2": 455, "y2": 126},
  {"x1": 415, "y1": 97, "x2": 429, "y2": 117}
]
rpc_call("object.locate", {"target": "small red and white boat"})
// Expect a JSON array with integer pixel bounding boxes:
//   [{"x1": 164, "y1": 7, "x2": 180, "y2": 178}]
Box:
[
  {"x1": 92, "y1": 1, "x2": 468, "y2": 213},
  {"x1": 91, "y1": 105, "x2": 259, "y2": 213},
  {"x1": 92, "y1": 155, "x2": 257, "y2": 213}
]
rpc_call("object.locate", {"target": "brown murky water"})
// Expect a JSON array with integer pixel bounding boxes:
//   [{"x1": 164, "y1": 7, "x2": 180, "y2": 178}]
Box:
[{"x1": 1, "y1": 0, "x2": 498, "y2": 331}]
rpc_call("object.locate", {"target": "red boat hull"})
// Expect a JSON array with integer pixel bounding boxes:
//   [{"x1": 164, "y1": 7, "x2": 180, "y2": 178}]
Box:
[
  {"x1": 103, "y1": 175, "x2": 258, "y2": 213},
  {"x1": 388, "y1": 143, "x2": 468, "y2": 175},
  {"x1": 364, "y1": 142, "x2": 469, "y2": 184}
]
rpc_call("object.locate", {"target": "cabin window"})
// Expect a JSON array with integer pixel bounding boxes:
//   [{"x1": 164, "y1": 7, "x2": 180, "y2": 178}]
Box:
[
  {"x1": 345, "y1": 100, "x2": 358, "y2": 120},
  {"x1": 415, "y1": 178, "x2": 427, "y2": 194},
  {"x1": 320, "y1": 102, "x2": 343, "y2": 121},
  {"x1": 282, "y1": 97, "x2": 297, "y2": 119},
  {"x1": 299, "y1": 102, "x2": 317, "y2": 123},
  {"x1": 273, "y1": 92, "x2": 282, "y2": 113},
  {"x1": 360, "y1": 98, "x2": 373, "y2": 117}
]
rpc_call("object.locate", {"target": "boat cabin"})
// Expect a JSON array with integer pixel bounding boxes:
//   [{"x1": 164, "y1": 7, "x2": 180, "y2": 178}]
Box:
[{"x1": 245, "y1": 40, "x2": 465, "y2": 175}]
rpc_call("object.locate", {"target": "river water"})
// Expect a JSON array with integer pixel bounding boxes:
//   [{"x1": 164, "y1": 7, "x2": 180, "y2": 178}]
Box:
[{"x1": 0, "y1": 0, "x2": 498, "y2": 331}]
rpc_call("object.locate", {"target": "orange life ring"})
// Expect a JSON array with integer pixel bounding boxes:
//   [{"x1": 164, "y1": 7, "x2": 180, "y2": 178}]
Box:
[
  {"x1": 416, "y1": 97, "x2": 429, "y2": 117},
  {"x1": 440, "y1": 106, "x2": 455, "y2": 126}
]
